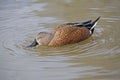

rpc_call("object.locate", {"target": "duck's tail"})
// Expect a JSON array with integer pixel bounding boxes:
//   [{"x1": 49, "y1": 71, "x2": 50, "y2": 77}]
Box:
[
  {"x1": 75, "y1": 17, "x2": 100, "y2": 34},
  {"x1": 83, "y1": 16, "x2": 101, "y2": 34},
  {"x1": 90, "y1": 16, "x2": 101, "y2": 31}
]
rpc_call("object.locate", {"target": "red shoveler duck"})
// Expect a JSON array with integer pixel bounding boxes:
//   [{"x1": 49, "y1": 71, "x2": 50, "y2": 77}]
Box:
[{"x1": 27, "y1": 17, "x2": 100, "y2": 47}]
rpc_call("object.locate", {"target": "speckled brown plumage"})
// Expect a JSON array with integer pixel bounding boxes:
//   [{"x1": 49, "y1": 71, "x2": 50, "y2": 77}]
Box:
[
  {"x1": 27, "y1": 17, "x2": 100, "y2": 47},
  {"x1": 48, "y1": 25, "x2": 91, "y2": 46}
]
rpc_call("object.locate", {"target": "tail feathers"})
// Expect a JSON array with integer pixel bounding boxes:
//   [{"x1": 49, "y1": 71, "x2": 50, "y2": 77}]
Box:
[
  {"x1": 82, "y1": 20, "x2": 92, "y2": 25},
  {"x1": 66, "y1": 20, "x2": 92, "y2": 26},
  {"x1": 90, "y1": 16, "x2": 101, "y2": 30},
  {"x1": 75, "y1": 20, "x2": 92, "y2": 27},
  {"x1": 63, "y1": 17, "x2": 100, "y2": 34},
  {"x1": 81, "y1": 16, "x2": 100, "y2": 34},
  {"x1": 92, "y1": 16, "x2": 101, "y2": 25},
  {"x1": 75, "y1": 17, "x2": 100, "y2": 30}
]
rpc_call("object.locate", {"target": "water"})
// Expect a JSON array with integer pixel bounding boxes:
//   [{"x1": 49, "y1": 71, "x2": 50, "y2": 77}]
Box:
[{"x1": 0, "y1": 0, "x2": 120, "y2": 80}]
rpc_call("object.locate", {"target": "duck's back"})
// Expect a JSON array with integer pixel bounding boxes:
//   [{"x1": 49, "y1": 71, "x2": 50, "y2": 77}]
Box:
[{"x1": 48, "y1": 25, "x2": 91, "y2": 46}]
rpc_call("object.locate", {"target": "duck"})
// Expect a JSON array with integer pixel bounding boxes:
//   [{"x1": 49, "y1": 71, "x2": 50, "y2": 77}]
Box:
[{"x1": 27, "y1": 17, "x2": 100, "y2": 47}]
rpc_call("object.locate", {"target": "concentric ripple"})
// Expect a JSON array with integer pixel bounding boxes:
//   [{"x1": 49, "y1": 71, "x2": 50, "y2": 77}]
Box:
[{"x1": 0, "y1": 0, "x2": 120, "y2": 80}]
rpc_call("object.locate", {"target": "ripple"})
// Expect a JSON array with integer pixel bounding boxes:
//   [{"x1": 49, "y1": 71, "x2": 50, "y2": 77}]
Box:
[
  {"x1": 0, "y1": 0, "x2": 120, "y2": 80},
  {"x1": 25, "y1": 37, "x2": 97, "y2": 56},
  {"x1": 102, "y1": 17, "x2": 120, "y2": 22}
]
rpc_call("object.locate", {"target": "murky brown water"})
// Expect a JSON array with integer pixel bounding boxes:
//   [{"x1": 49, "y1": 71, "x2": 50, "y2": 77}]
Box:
[{"x1": 0, "y1": 0, "x2": 120, "y2": 80}]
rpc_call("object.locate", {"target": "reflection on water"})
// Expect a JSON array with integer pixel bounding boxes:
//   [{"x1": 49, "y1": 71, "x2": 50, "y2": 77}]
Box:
[{"x1": 0, "y1": 0, "x2": 120, "y2": 80}]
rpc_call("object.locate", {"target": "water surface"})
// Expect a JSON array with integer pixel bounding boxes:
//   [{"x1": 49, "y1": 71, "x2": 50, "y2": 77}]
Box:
[{"x1": 0, "y1": 0, "x2": 120, "y2": 80}]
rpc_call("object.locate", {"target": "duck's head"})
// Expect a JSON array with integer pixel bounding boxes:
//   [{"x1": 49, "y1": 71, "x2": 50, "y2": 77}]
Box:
[{"x1": 27, "y1": 32, "x2": 53, "y2": 48}]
